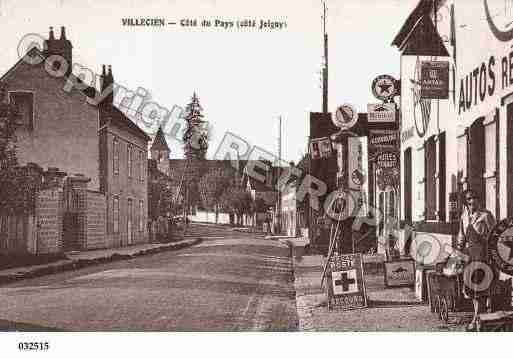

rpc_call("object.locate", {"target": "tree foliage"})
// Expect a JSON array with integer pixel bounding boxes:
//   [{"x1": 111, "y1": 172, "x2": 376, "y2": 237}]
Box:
[
  {"x1": 148, "y1": 172, "x2": 182, "y2": 220},
  {"x1": 182, "y1": 92, "x2": 209, "y2": 160},
  {"x1": 198, "y1": 167, "x2": 231, "y2": 213},
  {"x1": 0, "y1": 87, "x2": 39, "y2": 215},
  {"x1": 220, "y1": 187, "x2": 252, "y2": 216}
]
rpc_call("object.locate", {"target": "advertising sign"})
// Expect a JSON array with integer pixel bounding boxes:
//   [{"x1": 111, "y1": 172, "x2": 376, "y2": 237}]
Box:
[
  {"x1": 367, "y1": 103, "x2": 396, "y2": 124},
  {"x1": 421, "y1": 61, "x2": 449, "y2": 99},
  {"x1": 384, "y1": 260, "x2": 415, "y2": 287},
  {"x1": 375, "y1": 151, "x2": 399, "y2": 169},
  {"x1": 371, "y1": 74, "x2": 398, "y2": 101},
  {"x1": 369, "y1": 129, "x2": 398, "y2": 158},
  {"x1": 489, "y1": 217, "x2": 513, "y2": 276},
  {"x1": 347, "y1": 137, "x2": 367, "y2": 191},
  {"x1": 333, "y1": 103, "x2": 358, "y2": 130},
  {"x1": 310, "y1": 137, "x2": 332, "y2": 160},
  {"x1": 326, "y1": 253, "x2": 367, "y2": 310}
]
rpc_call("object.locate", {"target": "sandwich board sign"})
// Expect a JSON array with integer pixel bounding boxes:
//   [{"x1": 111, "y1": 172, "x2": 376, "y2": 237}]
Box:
[
  {"x1": 326, "y1": 253, "x2": 367, "y2": 310},
  {"x1": 384, "y1": 259, "x2": 415, "y2": 287}
]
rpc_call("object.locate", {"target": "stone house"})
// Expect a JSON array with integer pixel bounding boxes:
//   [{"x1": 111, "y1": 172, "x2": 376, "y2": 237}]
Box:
[{"x1": 0, "y1": 26, "x2": 150, "y2": 253}]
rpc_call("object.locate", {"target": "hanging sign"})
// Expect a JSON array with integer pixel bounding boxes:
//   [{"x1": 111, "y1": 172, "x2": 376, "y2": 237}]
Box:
[
  {"x1": 333, "y1": 103, "x2": 358, "y2": 130},
  {"x1": 326, "y1": 253, "x2": 367, "y2": 310},
  {"x1": 367, "y1": 103, "x2": 396, "y2": 124},
  {"x1": 421, "y1": 61, "x2": 449, "y2": 99},
  {"x1": 310, "y1": 137, "x2": 332, "y2": 160},
  {"x1": 371, "y1": 74, "x2": 398, "y2": 101}
]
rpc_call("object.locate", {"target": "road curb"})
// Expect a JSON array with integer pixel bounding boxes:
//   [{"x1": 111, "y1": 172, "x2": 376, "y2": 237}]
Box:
[{"x1": 0, "y1": 238, "x2": 202, "y2": 286}]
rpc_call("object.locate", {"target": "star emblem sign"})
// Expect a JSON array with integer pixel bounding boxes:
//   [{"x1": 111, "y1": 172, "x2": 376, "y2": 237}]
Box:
[{"x1": 378, "y1": 81, "x2": 392, "y2": 95}]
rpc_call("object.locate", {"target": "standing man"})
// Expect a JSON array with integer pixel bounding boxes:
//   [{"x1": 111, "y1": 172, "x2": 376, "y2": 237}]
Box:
[{"x1": 457, "y1": 189, "x2": 496, "y2": 330}]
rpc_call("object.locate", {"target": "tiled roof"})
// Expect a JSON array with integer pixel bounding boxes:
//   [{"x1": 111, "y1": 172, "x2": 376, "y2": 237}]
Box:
[{"x1": 150, "y1": 126, "x2": 170, "y2": 152}]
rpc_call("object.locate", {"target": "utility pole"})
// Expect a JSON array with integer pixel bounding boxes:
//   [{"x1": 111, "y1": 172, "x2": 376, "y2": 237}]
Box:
[
  {"x1": 276, "y1": 116, "x2": 283, "y2": 234},
  {"x1": 322, "y1": 0, "x2": 329, "y2": 114}
]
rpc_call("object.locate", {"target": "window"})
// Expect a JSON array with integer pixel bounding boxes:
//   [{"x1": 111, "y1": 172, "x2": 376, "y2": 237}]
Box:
[
  {"x1": 438, "y1": 133, "x2": 446, "y2": 222},
  {"x1": 113, "y1": 137, "x2": 119, "y2": 175},
  {"x1": 9, "y1": 92, "x2": 34, "y2": 131},
  {"x1": 457, "y1": 130, "x2": 468, "y2": 193},
  {"x1": 139, "y1": 200, "x2": 144, "y2": 231},
  {"x1": 416, "y1": 144, "x2": 425, "y2": 220},
  {"x1": 113, "y1": 196, "x2": 119, "y2": 233},
  {"x1": 128, "y1": 198, "x2": 133, "y2": 244},
  {"x1": 404, "y1": 147, "x2": 412, "y2": 223},
  {"x1": 140, "y1": 151, "x2": 145, "y2": 182},
  {"x1": 128, "y1": 144, "x2": 133, "y2": 178},
  {"x1": 484, "y1": 111, "x2": 498, "y2": 217},
  {"x1": 469, "y1": 119, "x2": 485, "y2": 202},
  {"x1": 425, "y1": 136, "x2": 436, "y2": 220}
]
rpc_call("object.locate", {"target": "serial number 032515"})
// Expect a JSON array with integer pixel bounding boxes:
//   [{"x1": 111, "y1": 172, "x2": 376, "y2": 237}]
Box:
[{"x1": 18, "y1": 342, "x2": 50, "y2": 351}]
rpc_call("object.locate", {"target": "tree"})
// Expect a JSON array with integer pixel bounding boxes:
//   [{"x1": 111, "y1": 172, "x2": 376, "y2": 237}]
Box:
[
  {"x1": 148, "y1": 173, "x2": 182, "y2": 220},
  {"x1": 198, "y1": 167, "x2": 231, "y2": 223},
  {"x1": 181, "y1": 92, "x2": 209, "y2": 219},
  {"x1": 182, "y1": 92, "x2": 208, "y2": 160},
  {"x1": 219, "y1": 187, "x2": 252, "y2": 226}
]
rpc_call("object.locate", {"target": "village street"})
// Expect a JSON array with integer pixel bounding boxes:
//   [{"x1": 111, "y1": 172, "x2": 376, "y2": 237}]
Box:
[{"x1": 0, "y1": 224, "x2": 298, "y2": 331}]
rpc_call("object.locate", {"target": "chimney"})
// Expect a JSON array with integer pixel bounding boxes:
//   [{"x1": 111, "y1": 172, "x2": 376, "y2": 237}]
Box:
[
  {"x1": 100, "y1": 65, "x2": 114, "y2": 106},
  {"x1": 44, "y1": 25, "x2": 72, "y2": 77},
  {"x1": 60, "y1": 26, "x2": 67, "y2": 40}
]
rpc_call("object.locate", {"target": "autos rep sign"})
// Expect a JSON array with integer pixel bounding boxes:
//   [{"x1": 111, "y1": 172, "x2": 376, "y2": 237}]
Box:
[
  {"x1": 421, "y1": 61, "x2": 449, "y2": 99},
  {"x1": 367, "y1": 103, "x2": 396, "y2": 124}
]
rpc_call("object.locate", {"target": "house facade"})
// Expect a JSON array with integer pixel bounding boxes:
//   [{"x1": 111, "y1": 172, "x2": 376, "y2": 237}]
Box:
[
  {"x1": 99, "y1": 66, "x2": 150, "y2": 247},
  {"x1": 0, "y1": 27, "x2": 100, "y2": 189},
  {"x1": 1, "y1": 27, "x2": 151, "y2": 253},
  {"x1": 394, "y1": 0, "x2": 513, "y2": 267}
]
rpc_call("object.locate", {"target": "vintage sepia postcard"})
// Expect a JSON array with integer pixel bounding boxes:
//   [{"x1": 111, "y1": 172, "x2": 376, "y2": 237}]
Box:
[{"x1": 1, "y1": 0, "x2": 513, "y2": 357}]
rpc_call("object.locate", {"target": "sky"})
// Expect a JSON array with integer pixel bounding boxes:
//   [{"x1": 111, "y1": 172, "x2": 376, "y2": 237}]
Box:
[{"x1": 0, "y1": 0, "x2": 418, "y2": 162}]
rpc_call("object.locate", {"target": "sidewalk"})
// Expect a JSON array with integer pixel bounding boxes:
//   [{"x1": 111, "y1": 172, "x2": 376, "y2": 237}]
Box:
[
  {"x1": 286, "y1": 239, "x2": 467, "y2": 331},
  {"x1": 0, "y1": 238, "x2": 201, "y2": 286}
]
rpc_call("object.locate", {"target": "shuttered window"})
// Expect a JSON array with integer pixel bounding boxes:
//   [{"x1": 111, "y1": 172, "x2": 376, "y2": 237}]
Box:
[
  {"x1": 438, "y1": 133, "x2": 446, "y2": 222},
  {"x1": 469, "y1": 119, "x2": 485, "y2": 202},
  {"x1": 113, "y1": 196, "x2": 119, "y2": 233},
  {"x1": 457, "y1": 131, "x2": 468, "y2": 188},
  {"x1": 416, "y1": 144, "x2": 425, "y2": 220},
  {"x1": 404, "y1": 147, "x2": 412, "y2": 223},
  {"x1": 139, "y1": 200, "x2": 144, "y2": 231},
  {"x1": 425, "y1": 136, "x2": 436, "y2": 220},
  {"x1": 484, "y1": 110, "x2": 498, "y2": 217},
  {"x1": 113, "y1": 138, "x2": 119, "y2": 175}
]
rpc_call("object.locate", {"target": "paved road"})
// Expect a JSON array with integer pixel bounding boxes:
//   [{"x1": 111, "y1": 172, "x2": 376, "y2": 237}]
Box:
[{"x1": 0, "y1": 224, "x2": 298, "y2": 331}]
